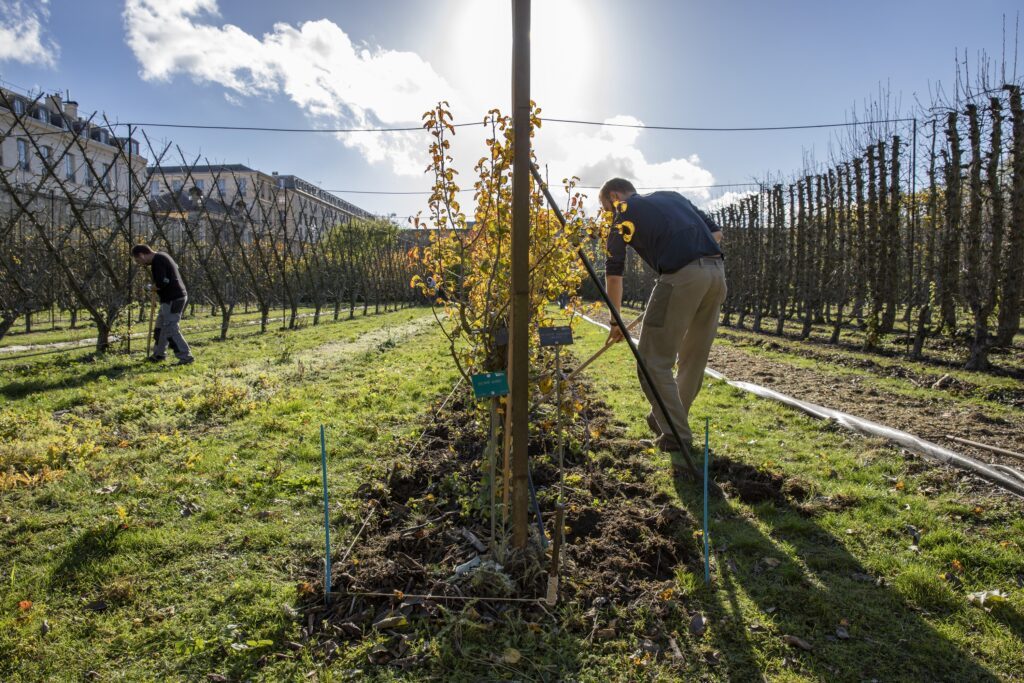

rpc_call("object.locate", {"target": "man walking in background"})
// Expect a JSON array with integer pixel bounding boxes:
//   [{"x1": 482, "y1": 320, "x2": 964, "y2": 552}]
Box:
[
  {"x1": 600, "y1": 178, "x2": 726, "y2": 479},
  {"x1": 131, "y1": 244, "x2": 194, "y2": 365}
]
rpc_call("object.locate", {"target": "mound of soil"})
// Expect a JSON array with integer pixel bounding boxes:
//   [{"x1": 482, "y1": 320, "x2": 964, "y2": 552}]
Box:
[{"x1": 296, "y1": 376, "x2": 712, "y2": 666}]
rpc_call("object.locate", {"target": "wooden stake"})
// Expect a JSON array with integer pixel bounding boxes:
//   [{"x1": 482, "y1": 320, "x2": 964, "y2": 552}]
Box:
[{"x1": 509, "y1": 0, "x2": 531, "y2": 548}]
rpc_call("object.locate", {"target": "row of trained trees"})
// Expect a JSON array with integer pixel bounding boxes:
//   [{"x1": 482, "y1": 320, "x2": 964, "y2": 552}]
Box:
[
  {"x1": 713, "y1": 78, "x2": 1024, "y2": 370},
  {"x1": 0, "y1": 91, "x2": 418, "y2": 352}
]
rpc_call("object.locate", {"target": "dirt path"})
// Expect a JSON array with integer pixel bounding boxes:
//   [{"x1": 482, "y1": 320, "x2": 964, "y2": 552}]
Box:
[{"x1": 706, "y1": 342, "x2": 1024, "y2": 473}]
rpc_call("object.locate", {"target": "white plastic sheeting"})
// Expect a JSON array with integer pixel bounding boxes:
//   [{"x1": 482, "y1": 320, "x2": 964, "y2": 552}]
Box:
[{"x1": 579, "y1": 314, "x2": 1024, "y2": 498}]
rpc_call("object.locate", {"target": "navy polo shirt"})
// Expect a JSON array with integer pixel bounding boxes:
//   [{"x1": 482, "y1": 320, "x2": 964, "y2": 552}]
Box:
[{"x1": 606, "y1": 191, "x2": 723, "y2": 277}]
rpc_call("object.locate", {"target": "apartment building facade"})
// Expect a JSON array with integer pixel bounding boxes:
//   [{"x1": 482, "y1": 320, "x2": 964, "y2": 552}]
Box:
[
  {"x1": 0, "y1": 86, "x2": 147, "y2": 205},
  {"x1": 147, "y1": 164, "x2": 377, "y2": 242}
]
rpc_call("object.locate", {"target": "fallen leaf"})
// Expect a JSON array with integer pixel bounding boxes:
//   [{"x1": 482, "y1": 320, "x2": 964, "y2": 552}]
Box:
[
  {"x1": 502, "y1": 647, "x2": 522, "y2": 665},
  {"x1": 835, "y1": 627, "x2": 850, "y2": 640},
  {"x1": 782, "y1": 634, "x2": 813, "y2": 651},
  {"x1": 761, "y1": 557, "x2": 781, "y2": 569},
  {"x1": 373, "y1": 615, "x2": 408, "y2": 630},
  {"x1": 594, "y1": 627, "x2": 617, "y2": 640},
  {"x1": 951, "y1": 560, "x2": 964, "y2": 573},
  {"x1": 967, "y1": 589, "x2": 1009, "y2": 609},
  {"x1": 18, "y1": 600, "x2": 32, "y2": 611}
]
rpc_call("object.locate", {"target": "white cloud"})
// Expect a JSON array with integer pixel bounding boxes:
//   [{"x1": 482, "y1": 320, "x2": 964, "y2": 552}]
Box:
[
  {"x1": 0, "y1": 0, "x2": 58, "y2": 67},
  {"x1": 535, "y1": 115, "x2": 717, "y2": 212},
  {"x1": 703, "y1": 190, "x2": 757, "y2": 212},
  {"x1": 122, "y1": 0, "x2": 457, "y2": 175},
  {"x1": 121, "y1": 0, "x2": 721, "y2": 203}
]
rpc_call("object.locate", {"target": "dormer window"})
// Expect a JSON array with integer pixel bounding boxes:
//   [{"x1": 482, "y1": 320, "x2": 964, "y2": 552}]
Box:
[{"x1": 13, "y1": 99, "x2": 25, "y2": 115}]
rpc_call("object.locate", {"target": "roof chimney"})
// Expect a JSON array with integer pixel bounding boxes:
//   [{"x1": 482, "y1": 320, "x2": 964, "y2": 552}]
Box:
[{"x1": 64, "y1": 100, "x2": 79, "y2": 120}]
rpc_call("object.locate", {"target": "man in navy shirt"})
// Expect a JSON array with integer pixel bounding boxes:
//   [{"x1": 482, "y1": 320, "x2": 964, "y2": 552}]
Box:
[
  {"x1": 132, "y1": 244, "x2": 194, "y2": 365},
  {"x1": 601, "y1": 178, "x2": 726, "y2": 478}
]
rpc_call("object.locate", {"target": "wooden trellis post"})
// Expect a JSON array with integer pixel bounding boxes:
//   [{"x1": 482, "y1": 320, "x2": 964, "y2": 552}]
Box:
[{"x1": 509, "y1": 0, "x2": 531, "y2": 548}]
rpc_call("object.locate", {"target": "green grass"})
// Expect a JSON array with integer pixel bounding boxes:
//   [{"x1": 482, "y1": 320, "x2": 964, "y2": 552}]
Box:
[
  {"x1": 0, "y1": 306, "x2": 460, "y2": 681},
  {"x1": 2, "y1": 307, "x2": 1022, "y2": 681},
  {"x1": 1, "y1": 304, "x2": 367, "y2": 350}
]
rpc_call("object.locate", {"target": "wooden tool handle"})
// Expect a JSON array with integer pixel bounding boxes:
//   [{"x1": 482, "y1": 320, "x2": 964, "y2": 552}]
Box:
[{"x1": 567, "y1": 313, "x2": 643, "y2": 381}]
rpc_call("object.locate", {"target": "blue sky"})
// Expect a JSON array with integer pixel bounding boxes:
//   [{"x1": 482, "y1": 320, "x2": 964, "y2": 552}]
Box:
[{"x1": 1, "y1": 0, "x2": 1021, "y2": 218}]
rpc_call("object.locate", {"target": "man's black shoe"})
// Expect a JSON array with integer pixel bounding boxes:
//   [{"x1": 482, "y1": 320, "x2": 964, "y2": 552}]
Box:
[{"x1": 147, "y1": 355, "x2": 166, "y2": 363}]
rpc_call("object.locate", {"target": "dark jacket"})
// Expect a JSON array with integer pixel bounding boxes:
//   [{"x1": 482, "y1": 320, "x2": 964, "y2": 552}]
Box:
[
  {"x1": 150, "y1": 252, "x2": 187, "y2": 303},
  {"x1": 606, "y1": 191, "x2": 722, "y2": 277}
]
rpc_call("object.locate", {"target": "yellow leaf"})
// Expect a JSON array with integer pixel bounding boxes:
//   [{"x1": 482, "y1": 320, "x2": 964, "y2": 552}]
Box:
[{"x1": 618, "y1": 220, "x2": 635, "y2": 243}]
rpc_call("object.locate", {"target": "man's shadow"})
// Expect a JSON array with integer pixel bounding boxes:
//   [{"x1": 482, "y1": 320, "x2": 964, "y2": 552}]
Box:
[{"x1": 671, "y1": 456, "x2": 1014, "y2": 682}]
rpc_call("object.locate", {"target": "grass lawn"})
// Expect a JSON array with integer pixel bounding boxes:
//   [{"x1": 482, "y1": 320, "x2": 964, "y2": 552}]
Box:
[{"x1": 1, "y1": 308, "x2": 1022, "y2": 681}]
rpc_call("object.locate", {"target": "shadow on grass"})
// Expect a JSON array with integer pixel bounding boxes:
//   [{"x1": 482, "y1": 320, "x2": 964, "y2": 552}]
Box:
[
  {"x1": 672, "y1": 457, "x2": 1003, "y2": 682},
  {"x1": 0, "y1": 361, "x2": 137, "y2": 400},
  {"x1": 49, "y1": 522, "x2": 123, "y2": 589}
]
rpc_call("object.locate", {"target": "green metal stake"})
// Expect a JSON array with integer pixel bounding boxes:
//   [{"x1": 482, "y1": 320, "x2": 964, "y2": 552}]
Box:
[
  {"x1": 703, "y1": 417, "x2": 711, "y2": 584},
  {"x1": 320, "y1": 425, "x2": 332, "y2": 605}
]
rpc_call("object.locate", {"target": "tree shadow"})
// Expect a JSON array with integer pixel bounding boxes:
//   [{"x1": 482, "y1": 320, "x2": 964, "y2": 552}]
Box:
[
  {"x1": 0, "y1": 361, "x2": 135, "y2": 399},
  {"x1": 672, "y1": 456, "x2": 1004, "y2": 682},
  {"x1": 48, "y1": 522, "x2": 123, "y2": 590}
]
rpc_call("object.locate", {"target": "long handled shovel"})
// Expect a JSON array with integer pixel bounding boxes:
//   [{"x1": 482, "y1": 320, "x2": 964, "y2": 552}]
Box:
[
  {"x1": 145, "y1": 291, "x2": 157, "y2": 357},
  {"x1": 567, "y1": 313, "x2": 644, "y2": 381}
]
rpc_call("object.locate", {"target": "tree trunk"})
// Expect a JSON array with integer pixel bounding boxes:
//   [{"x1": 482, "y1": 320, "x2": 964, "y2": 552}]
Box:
[
  {"x1": 998, "y1": 85, "x2": 1024, "y2": 345},
  {"x1": 220, "y1": 303, "x2": 233, "y2": 341},
  {"x1": 963, "y1": 104, "x2": 989, "y2": 369},
  {"x1": 939, "y1": 112, "x2": 963, "y2": 335}
]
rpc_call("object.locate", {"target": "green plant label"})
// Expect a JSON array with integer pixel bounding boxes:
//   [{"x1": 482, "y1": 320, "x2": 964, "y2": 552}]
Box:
[{"x1": 471, "y1": 371, "x2": 509, "y2": 399}]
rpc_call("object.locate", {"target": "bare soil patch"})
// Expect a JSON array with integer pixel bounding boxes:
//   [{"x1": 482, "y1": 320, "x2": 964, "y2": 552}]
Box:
[{"x1": 293, "y1": 376, "x2": 814, "y2": 669}]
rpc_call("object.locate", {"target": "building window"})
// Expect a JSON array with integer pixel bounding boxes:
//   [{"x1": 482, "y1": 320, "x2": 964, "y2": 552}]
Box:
[
  {"x1": 65, "y1": 154, "x2": 75, "y2": 181},
  {"x1": 17, "y1": 139, "x2": 29, "y2": 170},
  {"x1": 40, "y1": 146, "x2": 52, "y2": 167},
  {"x1": 13, "y1": 99, "x2": 25, "y2": 115},
  {"x1": 172, "y1": 179, "x2": 183, "y2": 193},
  {"x1": 238, "y1": 178, "x2": 247, "y2": 196},
  {"x1": 38, "y1": 108, "x2": 49, "y2": 123},
  {"x1": 102, "y1": 163, "x2": 111, "y2": 189},
  {"x1": 217, "y1": 178, "x2": 226, "y2": 195},
  {"x1": 195, "y1": 179, "x2": 205, "y2": 192},
  {"x1": 150, "y1": 180, "x2": 160, "y2": 198}
]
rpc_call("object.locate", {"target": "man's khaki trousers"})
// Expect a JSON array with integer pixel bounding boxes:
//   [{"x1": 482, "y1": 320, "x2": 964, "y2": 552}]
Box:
[{"x1": 637, "y1": 257, "x2": 727, "y2": 449}]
